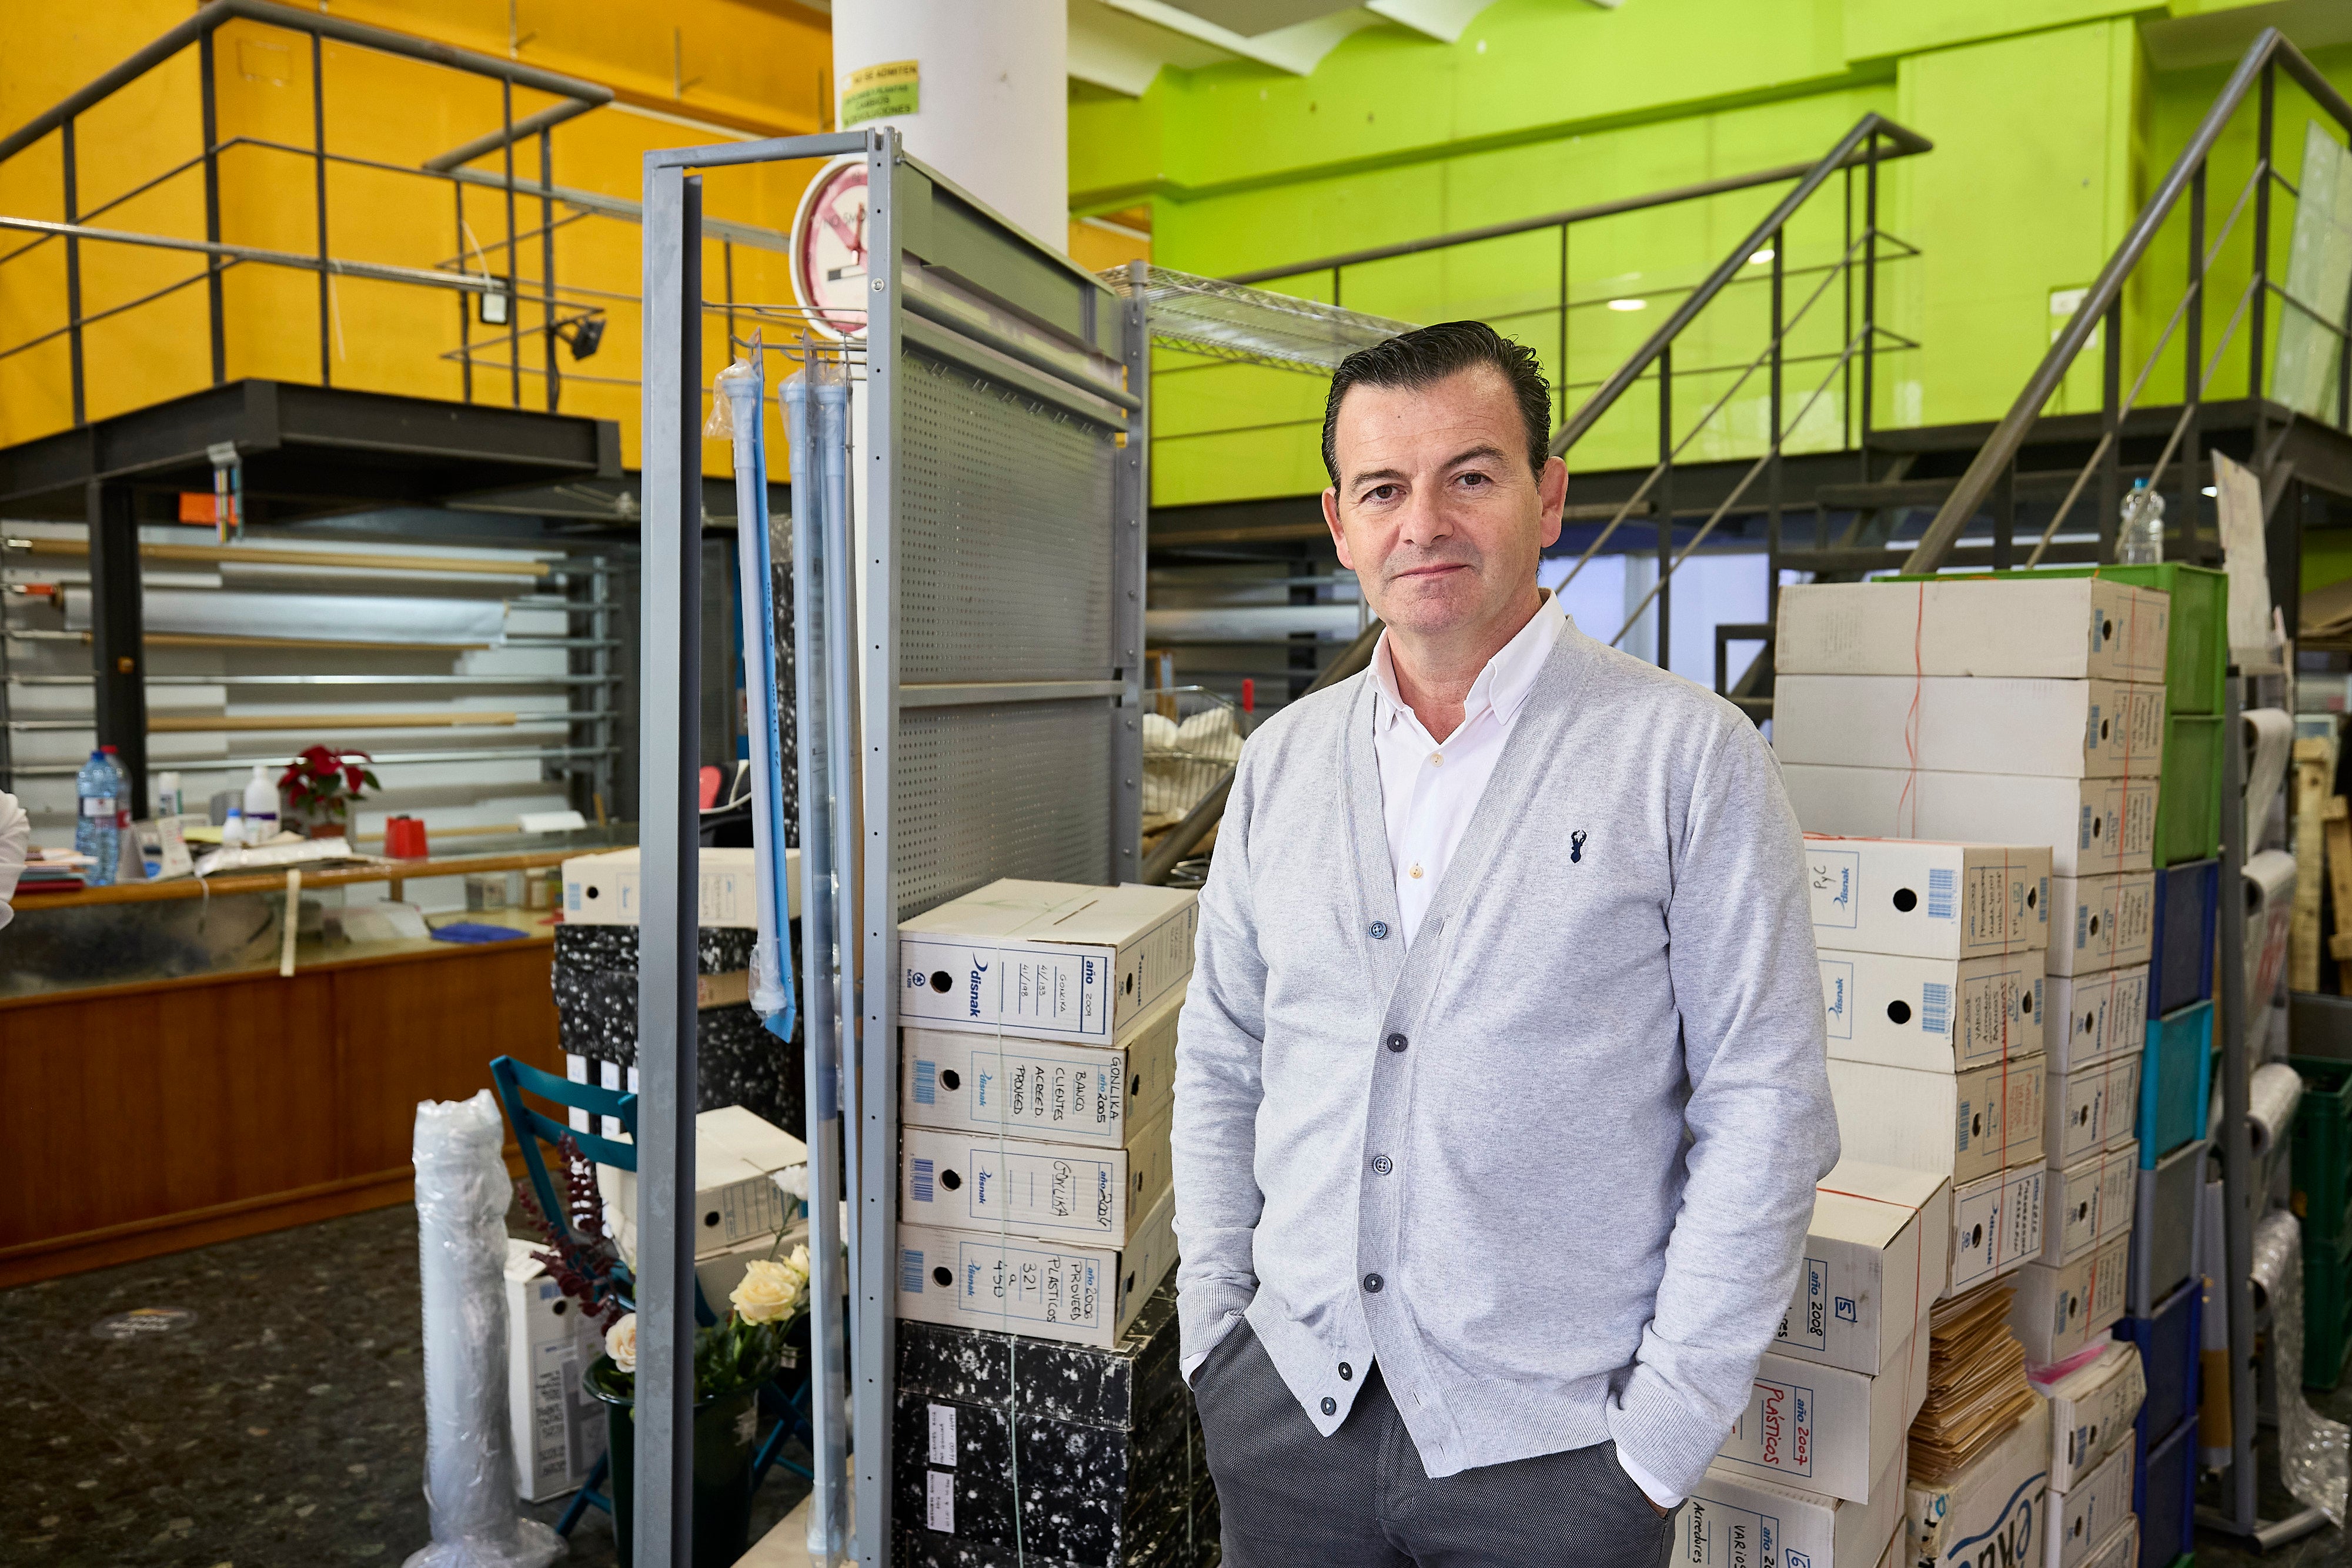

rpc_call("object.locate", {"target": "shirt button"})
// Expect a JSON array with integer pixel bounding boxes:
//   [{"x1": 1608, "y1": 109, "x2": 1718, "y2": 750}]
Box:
[
  {"x1": 1385, "y1": 1033, "x2": 1408, "y2": 1054},
  {"x1": 1321, "y1": 1396, "x2": 1337, "y2": 1416},
  {"x1": 1429, "y1": 752, "x2": 1443, "y2": 766},
  {"x1": 1408, "y1": 862, "x2": 1424, "y2": 880},
  {"x1": 1363, "y1": 1273, "x2": 1384, "y2": 1293},
  {"x1": 1339, "y1": 1362, "x2": 1354, "y2": 1381},
  {"x1": 1368, "y1": 921, "x2": 1388, "y2": 940},
  {"x1": 1371, "y1": 1154, "x2": 1393, "y2": 1175}
]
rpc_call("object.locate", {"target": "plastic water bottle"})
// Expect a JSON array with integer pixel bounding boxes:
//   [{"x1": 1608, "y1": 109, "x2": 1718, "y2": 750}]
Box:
[
  {"x1": 76, "y1": 747, "x2": 121, "y2": 887},
  {"x1": 222, "y1": 805, "x2": 246, "y2": 850},
  {"x1": 2119, "y1": 479, "x2": 2164, "y2": 565}
]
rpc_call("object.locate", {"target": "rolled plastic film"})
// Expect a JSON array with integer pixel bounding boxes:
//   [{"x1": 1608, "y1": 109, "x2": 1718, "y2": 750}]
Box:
[
  {"x1": 2248, "y1": 1062, "x2": 2303, "y2": 1162},
  {"x1": 402, "y1": 1090, "x2": 561, "y2": 1568},
  {"x1": 2250, "y1": 1208, "x2": 2350, "y2": 1526}
]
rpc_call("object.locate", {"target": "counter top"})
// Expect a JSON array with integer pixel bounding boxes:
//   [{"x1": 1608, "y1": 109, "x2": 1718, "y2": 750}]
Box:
[{"x1": 16, "y1": 848, "x2": 579, "y2": 910}]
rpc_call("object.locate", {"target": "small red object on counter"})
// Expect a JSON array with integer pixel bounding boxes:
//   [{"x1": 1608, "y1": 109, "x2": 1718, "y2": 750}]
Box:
[{"x1": 383, "y1": 815, "x2": 429, "y2": 860}]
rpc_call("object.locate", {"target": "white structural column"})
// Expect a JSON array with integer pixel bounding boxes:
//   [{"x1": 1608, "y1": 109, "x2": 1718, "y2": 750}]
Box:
[{"x1": 831, "y1": 0, "x2": 1068, "y2": 249}]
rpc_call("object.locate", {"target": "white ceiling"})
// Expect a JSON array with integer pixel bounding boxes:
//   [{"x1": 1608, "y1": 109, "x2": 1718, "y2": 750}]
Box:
[{"x1": 1069, "y1": 0, "x2": 1509, "y2": 95}]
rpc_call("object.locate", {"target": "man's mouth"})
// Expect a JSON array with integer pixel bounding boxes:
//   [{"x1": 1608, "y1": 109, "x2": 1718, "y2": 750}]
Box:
[{"x1": 1392, "y1": 563, "x2": 1469, "y2": 582}]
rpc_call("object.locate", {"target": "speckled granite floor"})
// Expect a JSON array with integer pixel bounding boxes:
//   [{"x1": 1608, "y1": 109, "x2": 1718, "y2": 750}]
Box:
[{"x1": 1, "y1": 1204, "x2": 810, "y2": 1568}]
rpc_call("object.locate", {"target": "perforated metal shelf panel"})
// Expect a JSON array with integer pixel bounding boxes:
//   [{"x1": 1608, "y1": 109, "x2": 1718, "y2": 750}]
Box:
[
  {"x1": 894, "y1": 698, "x2": 1114, "y2": 920},
  {"x1": 896, "y1": 348, "x2": 1117, "y2": 687}
]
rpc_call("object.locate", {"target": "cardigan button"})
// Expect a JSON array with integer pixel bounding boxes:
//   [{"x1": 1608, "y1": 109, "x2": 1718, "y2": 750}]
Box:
[
  {"x1": 1321, "y1": 1396, "x2": 1337, "y2": 1416},
  {"x1": 1371, "y1": 1155, "x2": 1392, "y2": 1175},
  {"x1": 1384, "y1": 1033, "x2": 1407, "y2": 1054},
  {"x1": 1363, "y1": 1273, "x2": 1384, "y2": 1293},
  {"x1": 1368, "y1": 921, "x2": 1389, "y2": 940},
  {"x1": 1339, "y1": 1362, "x2": 1353, "y2": 1380}
]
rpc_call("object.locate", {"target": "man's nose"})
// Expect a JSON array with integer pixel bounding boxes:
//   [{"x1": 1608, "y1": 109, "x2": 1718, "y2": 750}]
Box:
[{"x1": 1392, "y1": 484, "x2": 1452, "y2": 550}]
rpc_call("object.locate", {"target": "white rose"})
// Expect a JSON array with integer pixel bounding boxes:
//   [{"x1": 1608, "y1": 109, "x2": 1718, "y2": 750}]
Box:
[
  {"x1": 607, "y1": 1312, "x2": 638, "y2": 1373},
  {"x1": 732, "y1": 1252, "x2": 809, "y2": 1325}
]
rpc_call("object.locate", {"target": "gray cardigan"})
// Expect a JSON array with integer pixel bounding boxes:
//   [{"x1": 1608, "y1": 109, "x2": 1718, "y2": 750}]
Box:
[{"x1": 1171, "y1": 617, "x2": 1838, "y2": 1493}]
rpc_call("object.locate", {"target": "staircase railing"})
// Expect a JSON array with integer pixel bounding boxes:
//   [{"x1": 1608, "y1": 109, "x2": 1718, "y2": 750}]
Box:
[
  {"x1": 1547, "y1": 112, "x2": 1928, "y2": 662},
  {"x1": 1901, "y1": 27, "x2": 2352, "y2": 574}
]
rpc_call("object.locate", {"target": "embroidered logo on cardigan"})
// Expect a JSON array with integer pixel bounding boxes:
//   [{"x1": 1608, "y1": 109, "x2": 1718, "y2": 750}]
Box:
[{"x1": 1570, "y1": 830, "x2": 1588, "y2": 863}]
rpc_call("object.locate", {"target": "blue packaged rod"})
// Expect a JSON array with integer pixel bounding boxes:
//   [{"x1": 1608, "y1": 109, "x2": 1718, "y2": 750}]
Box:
[{"x1": 715, "y1": 352, "x2": 798, "y2": 1043}]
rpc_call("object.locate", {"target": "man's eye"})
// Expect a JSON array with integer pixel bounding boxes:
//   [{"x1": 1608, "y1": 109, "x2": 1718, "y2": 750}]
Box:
[
  {"x1": 1456, "y1": 471, "x2": 1491, "y2": 489},
  {"x1": 1362, "y1": 484, "x2": 1401, "y2": 503}
]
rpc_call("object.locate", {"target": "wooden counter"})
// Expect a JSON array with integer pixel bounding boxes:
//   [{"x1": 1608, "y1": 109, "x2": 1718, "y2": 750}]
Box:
[{"x1": 0, "y1": 914, "x2": 569, "y2": 1287}]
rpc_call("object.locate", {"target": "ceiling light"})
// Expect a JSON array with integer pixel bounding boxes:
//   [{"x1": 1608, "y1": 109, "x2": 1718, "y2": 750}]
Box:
[
  {"x1": 1749, "y1": 249, "x2": 1775, "y2": 265},
  {"x1": 1606, "y1": 297, "x2": 1646, "y2": 312},
  {"x1": 2201, "y1": 485, "x2": 2217, "y2": 497}
]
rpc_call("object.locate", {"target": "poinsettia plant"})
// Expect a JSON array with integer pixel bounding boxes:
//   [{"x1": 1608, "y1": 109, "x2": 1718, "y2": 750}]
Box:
[{"x1": 278, "y1": 745, "x2": 380, "y2": 817}]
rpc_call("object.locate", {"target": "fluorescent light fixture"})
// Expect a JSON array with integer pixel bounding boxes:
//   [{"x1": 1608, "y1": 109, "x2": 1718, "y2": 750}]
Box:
[
  {"x1": 1749, "y1": 248, "x2": 1775, "y2": 265},
  {"x1": 1606, "y1": 297, "x2": 1646, "y2": 312},
  {"x1": 2201, "y1": 485, "x2": 2218, "y2": 497}
]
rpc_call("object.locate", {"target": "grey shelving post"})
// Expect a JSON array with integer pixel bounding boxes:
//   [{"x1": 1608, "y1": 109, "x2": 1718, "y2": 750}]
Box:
[{"x1": 640, "y1": 128, "x2": 1146, "y2": 1565}]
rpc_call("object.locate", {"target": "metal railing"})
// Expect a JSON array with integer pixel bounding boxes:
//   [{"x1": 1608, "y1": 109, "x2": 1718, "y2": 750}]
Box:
[
  {"x1": 1902, "y1": 28, "x2": 2352, "y2": 574},
  {"x1": 1546, "y1": 113, "x2": 1927, "y2": 664},
  {"x1": 0, "y1": 0, "x2": 801, "y2": 426}
]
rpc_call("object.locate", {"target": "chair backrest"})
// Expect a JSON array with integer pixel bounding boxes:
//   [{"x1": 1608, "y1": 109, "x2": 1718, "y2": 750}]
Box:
[{"x1": 490, "y1": 1054, "x2": 639, "y2": 1248}]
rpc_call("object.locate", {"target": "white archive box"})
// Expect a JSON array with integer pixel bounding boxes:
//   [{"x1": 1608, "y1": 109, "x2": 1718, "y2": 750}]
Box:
[
  {"x1": 597, "y1": 1105, "x2": 808, "y2": 1263},
  {"x1": 2037, "y1": 1337, "x2": 2145, "y2": 1493},
  {"x1": 1875, "y1": 1527, "x2": 1903, "y2": 1568},
  {"x1": 2047, "y1": 1050, "x2": 2144, "y2": 1165},
  {"x1": 2044, "y1": 1149, "x2": 2139, "y2": 1267},
  {"x1": 1775, "y1": 1161, "x2": 1949, "y2": 1376},
  {"x1": 2046, "y1": 872, "x2": 2156, "y2": 978},
  {"x1": 1906, "y1": 1395, "x2": 2051, "y2": 1568},
  {"x1": 503, "y1": 1238, "x2": 609, "y2": 1503},
  {"x1": 2044, "y1": 965, "x2": 2151, "y2": 1074},
  {"x1": 1775, "y1": 675, "x2": 2166, "y2": 778},
  {"x1": 1819, "y1": 949, "x2": 2042, "y2": 1071},
  {"x1": 1802, "y1": 836, "x2": 2050, "y2": 960},
  {"x1": 1951, "y1": 1164, "x2": 2047, "y2": 1295},
  {"x1": 1827, "y1": 1055, "x2": 2045, "y2": 1186},
  {"x1": 897, "y1": 1108, "x2": 1172, "y2": 1249},
  {"x1": 2047, "y1": 1432, "x2": 2134, "y2": 1568},
  {"x1": 1775, "y1": 578, "x2": 2169, "y2": 682},
  {"x1": 2011, "y1": 1232, "x2": 2132, "y2": 1366},
  {"x1": 1676, "y1": 1449, "x2": 1905, "y2": 1567},
  {"x1": 2081, "y1": 1515, "x2": 2137, "y2": 1568},
  {"x1": 1715, "y1": 1332, "x2": 1927, "y2": 1503},
  {"x1": 895, "y1": 1186, "x2": 1177, "y2": 1349},
  {"x1": 897, "y1": 880, "x2": 1198, "y2": 1044},
  {"x1": 560, "y1": 845, "x2": 794, "y2": 927},
  {"x1": 901, "y1": 982, "x2": 1181, "y2": 1148},
  {"x1": 1780, "y1": 764, "x2": 2157, "y2": 878}
]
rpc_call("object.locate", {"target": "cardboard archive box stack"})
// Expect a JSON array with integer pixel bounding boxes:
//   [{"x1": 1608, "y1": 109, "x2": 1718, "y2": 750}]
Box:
[
  {"x1": 1678, "y1": 1159, "x2": 1946, "y2": 1564},
  {"x1": 893, "y1": 880, "x2": 1203, "y2": 1566},
  {"x1": 1798, "y1": 834, "x2": 2054, "y2": 1295}
]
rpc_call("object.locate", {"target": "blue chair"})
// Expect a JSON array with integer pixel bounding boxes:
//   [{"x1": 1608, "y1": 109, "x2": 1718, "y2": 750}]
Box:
[{"x1": 489, "y1": 1056, "x2": 814, "y2": 1537}]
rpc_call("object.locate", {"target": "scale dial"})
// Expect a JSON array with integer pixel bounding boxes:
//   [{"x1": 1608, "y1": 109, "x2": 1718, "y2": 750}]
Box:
[{"x1": 790, "y1": 155, "x2": 871, "y2": 340}]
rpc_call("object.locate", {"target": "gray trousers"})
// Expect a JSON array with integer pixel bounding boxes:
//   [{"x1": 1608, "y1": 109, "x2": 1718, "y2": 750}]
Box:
[{"x1": 1194, "y1": 1322, "x2": 1676, "y2": 1568}]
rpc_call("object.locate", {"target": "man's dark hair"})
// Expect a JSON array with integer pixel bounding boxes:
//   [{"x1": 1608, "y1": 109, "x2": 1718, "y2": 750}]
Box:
[{"x1": 1321, "y1": 320, "x2": 1553, "y2": 489}]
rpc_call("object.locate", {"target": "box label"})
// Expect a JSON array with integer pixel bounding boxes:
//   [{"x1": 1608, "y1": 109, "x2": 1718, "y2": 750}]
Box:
[
  {"x1": 927, "y1": 1402, "x2": 957, "y2": 1466},
  {"x1": 949, "y1": 1142, "x2": 1120, "y2": 1234},
  {"x1": 926, "y1": 1467, "x2": 954, "y2": 1533},
  {"x1": 1778, "y1": 1256, "x2": 1829, "y2": 1352},
  {"x1": 900, "y1": 938, "x2": 1115, "y2": 1038},
  {"x1": 1820, "y1": 960, "x2": 1853, "y2": 1041},
  {"x1": 955, "y1": 1238, "x2": 1104, "y2": 1329},
  {"x1": 1720, "y1": 1375, "x2": 1815, "y2": 1480},
  {"x1": 1809, "y1": 850, "x2": 1862, "y2": 931}
]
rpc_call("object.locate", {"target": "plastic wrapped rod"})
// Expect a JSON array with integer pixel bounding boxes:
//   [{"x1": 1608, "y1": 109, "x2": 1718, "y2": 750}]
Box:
[
  {"x1": 2251, "y1": 1209, "x2": 2348, "y2": 1526},
  {"x1": 403, "y1": 1091, "x2": 561, "y2": 1568},
  {"x1": 715, "y1": 350, "x2": 799, "y2": 1042}
]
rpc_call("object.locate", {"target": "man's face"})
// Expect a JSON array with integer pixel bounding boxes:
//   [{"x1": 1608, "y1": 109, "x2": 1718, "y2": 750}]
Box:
[{"x1": 1322, "y1": 365, "x2": 1567, "y2": 643}]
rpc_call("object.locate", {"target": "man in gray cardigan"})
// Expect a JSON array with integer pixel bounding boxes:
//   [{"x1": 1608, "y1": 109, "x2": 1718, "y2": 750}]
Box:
[{"x1": 1172, "y1": 320, "x2": 1838, "y2": 1566}]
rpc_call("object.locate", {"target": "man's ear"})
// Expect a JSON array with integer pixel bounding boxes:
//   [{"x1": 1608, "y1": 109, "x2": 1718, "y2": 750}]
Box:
[
  {"x1": 1322, "y1": 487, "x2": 1355, "y2": 570},
  {"x1": 1536, "y1": 456, "x2": 1568, "y2": 550}
]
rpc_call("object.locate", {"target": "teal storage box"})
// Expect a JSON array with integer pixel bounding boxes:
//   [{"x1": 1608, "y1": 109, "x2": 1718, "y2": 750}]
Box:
[
  {"x1": 2140, "y1": 1001, "x2": 2213, "y2": 1168},
  {"x1": 2154, "y1": 714, "x2": 2223, "y2": 866}
]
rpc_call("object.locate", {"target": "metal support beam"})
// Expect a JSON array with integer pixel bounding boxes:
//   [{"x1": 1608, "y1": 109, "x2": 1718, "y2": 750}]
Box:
[
  {"x1": 1113, "y1": 259, "x2": 1150, "y2": 880},
  {"x1": 198, "y1": 29, "x2": 225, "y2": 385},
  {"x1": 634, "y1": 157, "x2": 701, "y2": 1568},
  {"x1": 86, "y1": 480, "x2": 149, "y2": 818}
]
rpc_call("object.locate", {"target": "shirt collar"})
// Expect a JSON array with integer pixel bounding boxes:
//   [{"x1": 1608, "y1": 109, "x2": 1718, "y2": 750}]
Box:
[{"x1": 1370, "y1": 591, "x2": 1568, "y2": 738}]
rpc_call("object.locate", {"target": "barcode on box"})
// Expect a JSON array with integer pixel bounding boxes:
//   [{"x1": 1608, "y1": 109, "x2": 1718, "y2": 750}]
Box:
[
  {"x1": 900, "y1": 1249, "x2": 926, "y2": 1293},
  {"x1": 1921, "y1": 981, "x2": 1951, "y2": 1037},
  {"x1": 1956, "y1": 1099, "x2": 1973, "y2": 1151},
  {"x1": 910, "y1": 1158, "x2": 936, "y2": 1203},
  {"x1": 1927, "y1": 867, "x2": 1956, "y2": 921},
  {"x1": 913, "y1": 1060, "x2": 938, "y2": 1105}
]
